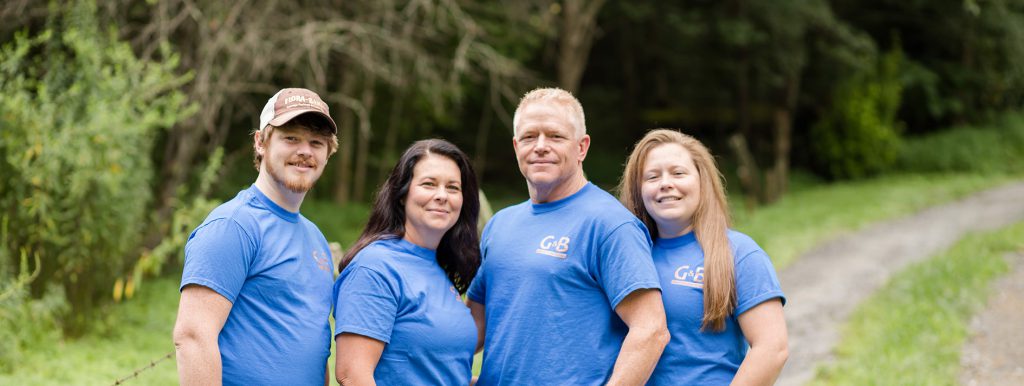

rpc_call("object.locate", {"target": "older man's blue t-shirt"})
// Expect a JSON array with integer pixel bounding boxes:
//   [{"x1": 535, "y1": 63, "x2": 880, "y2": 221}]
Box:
[
  {"x1": 334, "y1": 237, "x2": 476, "y2": 386},
  {"x1": 467, "y1": 182, "x2": 661, "y2": 385},
  {"x1": 647, "y1": 230, "x2": 785, "y2": 386},
  {"x1": 180, "y1": 185, "x2": 335, "y2": 386}
]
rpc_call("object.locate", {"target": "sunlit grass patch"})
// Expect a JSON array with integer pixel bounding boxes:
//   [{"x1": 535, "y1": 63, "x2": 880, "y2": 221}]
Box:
[
  {"x1": 733, "y1": 173, "x2": 1015, "y2": 268},
  {"x1": 0, "y1": 276, "x2": 181, "y2": 385},
  {"x1": 808, "y1": 221, "x2": 1024, "y2": 386}
]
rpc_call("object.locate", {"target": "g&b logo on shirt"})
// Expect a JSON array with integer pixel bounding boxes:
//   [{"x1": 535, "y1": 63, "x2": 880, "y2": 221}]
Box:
[
  {"x1": 671, "y1": 265, "x2": 704, "y2": 289},
  {"x1": 312, "y1": 250, "x2": 332, "y2": 273},
  {"x1": 535, "y1": 235, "x2": 570, "y2": 259}
]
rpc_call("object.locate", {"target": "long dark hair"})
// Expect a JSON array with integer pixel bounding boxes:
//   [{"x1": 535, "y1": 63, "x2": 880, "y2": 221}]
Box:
[{"x1": 339, "y1": 139, "x2": 481, "y2": 294}]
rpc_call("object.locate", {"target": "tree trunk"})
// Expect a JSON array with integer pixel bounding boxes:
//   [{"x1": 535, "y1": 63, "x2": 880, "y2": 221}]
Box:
[
  {"x1": 353, "y1": 72, "x2": 377, "y2": 203},
  {"x1": 728, "y1": 0, "x2": 761, "y2": 207},
  {"x1": 728, "y1": 133, "x2": 761, "y2": 211},
  {"x1": 558, "y1": 0, "x2": 606, "y2": 93},
  {"x1": 378, "y1": 88, "x2": 405, "y2": 185},
  {"x1": 765, "y1": 108, "x2": 791, "y2": 203},
  {"x1": 765, "y1": 73, "x2": 800, "y2": 203},
  {"x1": 333, "y1": 69, "x2": 358, "y2": 204},
  {"x1": 473, "y1": 91, "x2": 494, "y2": 180}
]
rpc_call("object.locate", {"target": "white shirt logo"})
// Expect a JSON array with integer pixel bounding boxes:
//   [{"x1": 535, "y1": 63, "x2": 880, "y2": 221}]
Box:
[
  {"x1": 535, "y1": 235, "x2": 570, "y2": 259},
  {"x1": 672, "y1": 265, "x2": 704, "y2": 288}
]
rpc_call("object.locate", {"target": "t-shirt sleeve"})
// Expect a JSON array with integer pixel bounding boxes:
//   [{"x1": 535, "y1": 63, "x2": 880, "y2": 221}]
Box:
[
  {"x1": 595, "y1": 221, "x2": 661, "y2": 309},
  {"x1": 180, "y1": 218, "x2": 256, "y2": 303},
  {"x1": 333, "y1": 266, "x2": 400, "y2": 343},
  {"x1": 466, "y1": 268, "x2": 486, "y2": 304},
  {"x1": 466, "y1": 218, "x2": 495, "y2": 304},
  {"x1": 734, "y1": 249, "x2": 786, "y2": 316}
]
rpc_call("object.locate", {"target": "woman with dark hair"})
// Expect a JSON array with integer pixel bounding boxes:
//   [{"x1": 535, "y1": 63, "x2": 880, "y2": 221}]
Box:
[
  {"x1": 618, "y1": 129, "x2": 788, "y2": 386},
  {"x1": 333, "y1": 139, "x2": 480, "y2": 385}
]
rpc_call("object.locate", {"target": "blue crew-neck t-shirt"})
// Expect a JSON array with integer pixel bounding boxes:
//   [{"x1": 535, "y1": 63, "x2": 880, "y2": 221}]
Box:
[
  {"x1": 180, "y1": 185, "x2": 335, "y2": 385},
  {"x1": 467, "y1": 182, "x2": 661, "y2": 385},
  {"x1": 333, "y1": 237, "x2": 476, "y2": 385},
  {"x1": 647, "y1": 230, "x2": 786, "y2": 386}
]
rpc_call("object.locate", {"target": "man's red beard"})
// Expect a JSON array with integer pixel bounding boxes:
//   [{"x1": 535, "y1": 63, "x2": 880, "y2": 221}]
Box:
[{"x1": 266, "y1": 155, "x2": 320, "y2": 193}]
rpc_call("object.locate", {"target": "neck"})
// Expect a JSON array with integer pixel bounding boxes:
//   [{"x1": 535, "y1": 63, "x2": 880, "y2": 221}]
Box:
[
  {"x1": 657, "y1": 221, "x2": 693, "y2": 239},
  {"x1": 403, "y1": 222, "x2": 441, "y2": 250},
  {"x1": 529, "y1": 174, "x2": 588, "y2": 204},
  {"x1": 254, "y1": 172, "x2": 305, "y2": 213}
]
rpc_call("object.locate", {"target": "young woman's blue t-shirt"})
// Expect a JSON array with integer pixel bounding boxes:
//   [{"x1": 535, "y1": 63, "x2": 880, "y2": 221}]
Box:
[
  {"x1": 333, "y1": 237, "x2": 476, "y2": 385},
  {"x1": 647, "y1": 230, "x2": 785, "y2": 385}
]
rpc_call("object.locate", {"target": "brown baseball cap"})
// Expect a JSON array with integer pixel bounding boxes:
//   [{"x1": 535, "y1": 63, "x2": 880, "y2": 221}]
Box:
[{"x1": 259, "y1": 88, "x2": 338, "y2": 134}]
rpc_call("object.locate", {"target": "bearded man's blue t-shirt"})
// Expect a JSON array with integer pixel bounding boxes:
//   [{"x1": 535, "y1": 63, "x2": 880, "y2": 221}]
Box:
[
  {"x1": 467, "y1": 182, "x2": 661, "y2": 385},
  {"x1": 647, "y1": 230, "x2": 785, "y2": 385},
  {"x1": 180, "y1": 185, "x2": 335, "y2": 385},
  {"x1": 333, "y1": 237, "x2": 477, "y2": 385}
]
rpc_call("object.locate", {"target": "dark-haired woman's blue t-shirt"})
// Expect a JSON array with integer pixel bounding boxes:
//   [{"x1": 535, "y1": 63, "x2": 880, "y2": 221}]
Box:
[
  {"x1": 333, "y1": 237, "x2": 476, "y2": 385},
  {"x1": 648, "y1": 230, "x2": 785, "y2": 385}
]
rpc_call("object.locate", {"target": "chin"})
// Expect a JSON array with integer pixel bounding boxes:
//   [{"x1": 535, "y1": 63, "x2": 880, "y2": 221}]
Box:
[{"x1": 526, "y1": 173, "x2": 559, "y2": 186}]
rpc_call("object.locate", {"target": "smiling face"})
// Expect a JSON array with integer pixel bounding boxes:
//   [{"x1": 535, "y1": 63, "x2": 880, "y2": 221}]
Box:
[
  {"x1": 403, "y1": 154, "x2": 464, "y2": 249},
  {"x1": 513, "y1": 101, "x2": 590, "y2": 200},
  {"x1": 640, "y1": 143, "x2": 702, "y2": 238},
  {"x1": 258, "y1": 126, "x2": 331, "y2": 193}
]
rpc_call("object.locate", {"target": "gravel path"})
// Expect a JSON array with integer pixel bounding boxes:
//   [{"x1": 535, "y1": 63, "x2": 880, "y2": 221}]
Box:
[
  {"x1": 776, "y1": 181, "x2": 1024, "y2": 386},
  {"x1": 959, "y1": 252, "x2": 1024, "y2": 386}
]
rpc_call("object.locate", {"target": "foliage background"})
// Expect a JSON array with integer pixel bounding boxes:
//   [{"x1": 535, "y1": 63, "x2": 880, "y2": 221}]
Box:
[{"x1": 2, "y1": 0, "x2": 1024, "y2": 382}]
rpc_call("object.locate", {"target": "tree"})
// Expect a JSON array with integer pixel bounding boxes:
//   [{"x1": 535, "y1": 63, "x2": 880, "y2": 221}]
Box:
[{"x1": 0, "y1": 0, "x2": 192, "y2": 335}]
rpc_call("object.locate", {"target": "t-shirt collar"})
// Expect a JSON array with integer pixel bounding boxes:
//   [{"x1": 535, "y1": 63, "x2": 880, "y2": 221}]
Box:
[
  {"x1": 656, "y1": 231, "x2": 698, "y2": 249},
  {"x1": 393, "y1": 237, "x2": 438, "y2": 261},
  {"x1": 249, "y1": 184, "x2": 300, "y2": 223},
  {"x1": 530, "y1": 182, "x2": 594, "y2": 214}
]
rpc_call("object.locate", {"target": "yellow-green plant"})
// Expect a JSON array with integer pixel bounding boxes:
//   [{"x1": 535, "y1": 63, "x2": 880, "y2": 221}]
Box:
[{"x1": 0, "y1": 0, "x2": 193, "y2": 338}]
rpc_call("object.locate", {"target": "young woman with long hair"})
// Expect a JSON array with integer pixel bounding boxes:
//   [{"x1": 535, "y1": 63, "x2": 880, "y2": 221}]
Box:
[
  {"x1": 618, "y1": 129, "x2": 788, "y2": 385},
  {"x1": 333, "y1": 139, "x2": 480, "y2": 385}
]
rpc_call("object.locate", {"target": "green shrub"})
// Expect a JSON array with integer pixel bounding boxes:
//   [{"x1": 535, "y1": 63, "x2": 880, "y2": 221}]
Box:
[
  {"x1": 0, "y1": 0, "x2": 192, "y2": 338},
  {"x1": 896, "y1": 112, "x2": 1024, "y2": 174},
  {"x1": 0, "y1": 218, "x2": 67, "y2": 372},
  {"x1": 811, "y1": 48, "x2": 904, "y2": 179}
]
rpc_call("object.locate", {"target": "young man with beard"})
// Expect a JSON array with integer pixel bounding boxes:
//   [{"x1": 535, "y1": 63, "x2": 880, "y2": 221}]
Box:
[{"x1": 174, "y1": 88, "x2": 340, "y2": 385}]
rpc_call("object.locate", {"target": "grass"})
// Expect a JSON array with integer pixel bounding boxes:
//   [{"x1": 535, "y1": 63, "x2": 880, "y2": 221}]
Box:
[
  {"x1": 732, "y1": 173, "x2": 1015, "y2": 268},
  {"x1": 809, "y1": 221, "x2": 1024, "y2": 386},
  {"x1": 896, "y1": 111, "x2": 1024, "y2": 175},
  {"x1": 0, "y1": 276, "x2": 181, "y2": 385},
  {"x1": 301, "y1": 200, "x2": 372, "y2": 249}
]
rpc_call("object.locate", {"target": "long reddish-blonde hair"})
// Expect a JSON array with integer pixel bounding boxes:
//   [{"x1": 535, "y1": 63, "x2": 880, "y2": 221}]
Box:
[{"x1": 617, "y1": 129, "x2": 735, "y2": 331}]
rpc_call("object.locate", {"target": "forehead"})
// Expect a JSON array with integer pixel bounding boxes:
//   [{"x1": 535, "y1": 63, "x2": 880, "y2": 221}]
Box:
[
  {"x1": 517, "y1": 102, "x2": 575, "y2": 133},
  {"x1": 413, "y1": 154, "x2": 461, "y2": 179},
  {"x1": 273, "y1": 125, "x2": 331, "y2": 139},
  {"x1": 644, "y1": 143, "x2": 695, "y2": 169}
]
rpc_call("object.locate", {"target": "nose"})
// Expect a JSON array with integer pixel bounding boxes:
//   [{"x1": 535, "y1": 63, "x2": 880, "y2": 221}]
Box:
[
  {"x1": 534, "y1": 134, "x2": 550, "y2": 153},
  {"x1": 296, "y1": 140, "x2": 313, "y2": 156},
  {"x1": 658, "y1": 173, "x2": 672, "y2": 190},
  {"x1": 433, "y1": 187, "x2": 448, "y2": 203}
]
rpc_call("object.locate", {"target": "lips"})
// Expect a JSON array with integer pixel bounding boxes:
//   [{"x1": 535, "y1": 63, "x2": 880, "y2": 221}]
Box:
[
  {"x1": 527, "y1": 155, "x2": 558, "y2": 163},
  {"x1": 657, "y1": 196, "x2": 682, "y2": 203},
  {"x1": 287, "y1": 159, "x2": 317, "y2": 170}
]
